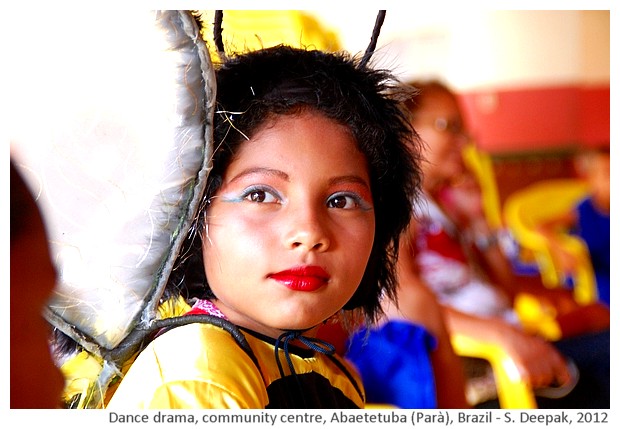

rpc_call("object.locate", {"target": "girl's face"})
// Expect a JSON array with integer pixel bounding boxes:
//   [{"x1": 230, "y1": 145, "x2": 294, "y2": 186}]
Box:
[
  {"x1": 412, "y1": 89, "x2": 468, "y2": 193},
  {"x1": 202, "y1": 111, "x2": 375, "y2": 338}
]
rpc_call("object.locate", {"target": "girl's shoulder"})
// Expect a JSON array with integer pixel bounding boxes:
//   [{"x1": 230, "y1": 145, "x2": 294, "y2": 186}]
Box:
[
  {"x1": 150, "y1": 321, "x2": 261, "y2": 372},
  {"x1": 107, "y1": 321, "x2": 268, "y2": 408}
]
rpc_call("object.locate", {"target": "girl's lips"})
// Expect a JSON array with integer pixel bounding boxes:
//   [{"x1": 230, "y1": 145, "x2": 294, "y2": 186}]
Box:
[{"x1": 269, "y1": 266, "x2": 330, "y2": 292}]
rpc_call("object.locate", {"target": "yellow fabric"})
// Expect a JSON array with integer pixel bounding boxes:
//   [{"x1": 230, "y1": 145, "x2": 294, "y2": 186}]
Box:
[
  {"x1": 60, "y1": 350, "x2": 105, "y2": 408},
  {"x1": 57, "y1": 297, "x2": 193, "y2": 408},
  {"x1": 157, "y1": 295, "x2": 193, "y2": 318},
  {"x1": 197, "y1": 10, "x2": 341, "y2": 58},
  {"x1": 105, "y1": 322, "x2": 364, "y2": 408}
]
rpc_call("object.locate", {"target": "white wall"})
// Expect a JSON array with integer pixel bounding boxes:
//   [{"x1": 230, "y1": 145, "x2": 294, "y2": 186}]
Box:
[{"x1": 310, "y1": 9, "x2": 610, "y2": 91}]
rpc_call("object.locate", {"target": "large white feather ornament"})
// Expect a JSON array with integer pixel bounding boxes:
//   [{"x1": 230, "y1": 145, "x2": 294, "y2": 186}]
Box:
[{"x1": 9, "y1": 10, "x2": 215, "y2": 405}]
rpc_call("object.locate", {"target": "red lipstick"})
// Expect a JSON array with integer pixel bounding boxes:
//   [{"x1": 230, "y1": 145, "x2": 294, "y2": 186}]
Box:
[{"x1": 269, "y1": 266, "x2": 330, "y2": 292}]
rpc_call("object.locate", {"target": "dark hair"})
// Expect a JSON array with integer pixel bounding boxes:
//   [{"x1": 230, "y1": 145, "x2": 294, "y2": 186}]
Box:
[
  {"x1": 167, "y1": 45, "x2": 423, "y2": 325},
  {"x1": 403, "y1": 79, "x2": 456, "y2": 115}
]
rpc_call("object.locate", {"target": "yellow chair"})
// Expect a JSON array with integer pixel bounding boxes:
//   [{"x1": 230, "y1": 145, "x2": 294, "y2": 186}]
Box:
[
  {"x1": 454, "y1": 152, "x2": 580, "y2": 407},
  {"x1": 503, "y1": 179, "x2": 596, "y2": 305},
  {"x1": 445, "y1": 144, "x2": 537, "y2": 408},
  {"x1": 453, "y1": 329, "x2": 583, "y2": 409},
  {"x1": 462, "y1": 142, "x2": 503, "y2": 230},
  {"x1": 451, "y1": 333, "x2": 538, "y2": 409}
]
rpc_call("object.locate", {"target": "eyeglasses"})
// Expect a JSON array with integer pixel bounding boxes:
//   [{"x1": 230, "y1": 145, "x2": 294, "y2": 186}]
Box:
[{"x1": 414, "y1": 116, "x2": 466, "y2": 137}]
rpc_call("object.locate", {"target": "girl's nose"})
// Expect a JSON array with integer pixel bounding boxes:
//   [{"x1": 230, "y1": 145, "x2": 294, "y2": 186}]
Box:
[{"x1": 284, "y1": 205, "x2": 331, "y2": 252}]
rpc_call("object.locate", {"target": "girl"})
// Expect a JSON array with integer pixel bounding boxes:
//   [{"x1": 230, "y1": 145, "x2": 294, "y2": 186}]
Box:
[{"x1": 106, "y1": 45, "x2": 422, "y2": 408}]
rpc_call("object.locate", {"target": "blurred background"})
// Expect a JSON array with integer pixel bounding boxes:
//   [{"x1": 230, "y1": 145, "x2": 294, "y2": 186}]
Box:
[{"x1": 199, "y1": 9, "x2": 610, "y2": 206}]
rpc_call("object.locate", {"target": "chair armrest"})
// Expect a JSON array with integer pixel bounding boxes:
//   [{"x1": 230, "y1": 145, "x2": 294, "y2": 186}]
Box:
[{"x1": 450, "y1": 333, "x2": 537, "y2": 409}]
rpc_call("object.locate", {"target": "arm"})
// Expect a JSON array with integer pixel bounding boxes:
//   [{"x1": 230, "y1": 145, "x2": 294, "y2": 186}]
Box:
[
  {"x1": 441, "y1": 305, "x2": 572, "y2": 389},
  {"x1": 437, "y1": 182, "x2": 520, "y2": 299},
  {"x1": 397, "y1": 220, "x2": 571, "y2": 393}
]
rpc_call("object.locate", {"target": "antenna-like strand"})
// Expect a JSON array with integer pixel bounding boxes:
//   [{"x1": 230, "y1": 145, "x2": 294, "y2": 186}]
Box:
[
  {"x1": 359, "y1": 10, "x2": 386, "y2": 68},
  {"x1": 214, "y1": 10, "x2": 226, "y2": 61}
]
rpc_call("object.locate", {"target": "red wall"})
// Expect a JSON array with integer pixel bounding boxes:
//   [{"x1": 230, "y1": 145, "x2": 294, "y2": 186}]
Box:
[{"x1": 459, "y1": 84, "x2": 610, "y2": 155}]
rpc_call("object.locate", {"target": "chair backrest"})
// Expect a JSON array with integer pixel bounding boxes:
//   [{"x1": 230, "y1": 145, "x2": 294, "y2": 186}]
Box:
[
  {"x1": 503, "y1": 178, "x2": 596, "y2": 304},
  {"x1": 462, "y1": 143, "x2": 503, "y2": 230}
]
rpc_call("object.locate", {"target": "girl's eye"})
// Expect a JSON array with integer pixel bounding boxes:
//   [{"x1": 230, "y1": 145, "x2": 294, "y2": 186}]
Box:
[
  {"x1": 242, "y1": 187, "x2": 280, "y2": 204},
  {"x1": 327, "y1": 193, "x2": 370, "y2": 210}
]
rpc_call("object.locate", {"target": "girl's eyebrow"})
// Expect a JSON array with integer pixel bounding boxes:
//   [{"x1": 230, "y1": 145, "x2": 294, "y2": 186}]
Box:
[
  {"x1": 228, "y1": 168, "x2": 370, "y2": 191},
  {"x1": 228, "y1": 167, "x2": 289, "y2": 184},
  {"x1": 329, "y1": 175, "x2": 371, "y2": 189}
]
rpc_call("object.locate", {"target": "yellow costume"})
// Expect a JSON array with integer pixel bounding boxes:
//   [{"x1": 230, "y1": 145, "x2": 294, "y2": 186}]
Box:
[{"x1": 106, "y1": 318, "x2": 365, "y2": 408}]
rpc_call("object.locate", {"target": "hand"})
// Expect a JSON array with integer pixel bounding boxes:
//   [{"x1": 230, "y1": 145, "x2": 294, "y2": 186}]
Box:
[{"x1": 491, "y1": 322, "x2": 572, "y2": 389}]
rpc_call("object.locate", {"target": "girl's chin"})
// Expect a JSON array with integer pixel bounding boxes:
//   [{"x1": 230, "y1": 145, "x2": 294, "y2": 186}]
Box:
[
  {"x1": 239, "y1": 318, "x2": 324, "y2": 337},
  {"x1": 274, "y1": 321, "x2": 323, "y2": 334},
  {"x1": 269, "y1": 304, "x2": 337, "y2": 329}
]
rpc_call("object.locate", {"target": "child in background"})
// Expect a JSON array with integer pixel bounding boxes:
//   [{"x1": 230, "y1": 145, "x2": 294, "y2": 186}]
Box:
[
  {"x1": 106, "y1": 45, "x2": 422, "y2": 408},
  {"x1": 538, "y1": 145, "x2": 610, "y2": 307},
  {"x1": 397, "y1": 79, "x2": 609, "y2": 408}
]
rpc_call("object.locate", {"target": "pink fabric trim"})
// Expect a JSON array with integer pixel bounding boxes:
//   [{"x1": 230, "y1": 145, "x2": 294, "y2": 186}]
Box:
[{"x1": 186, "y1": 299, "x2": 228, "y2": 320}]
